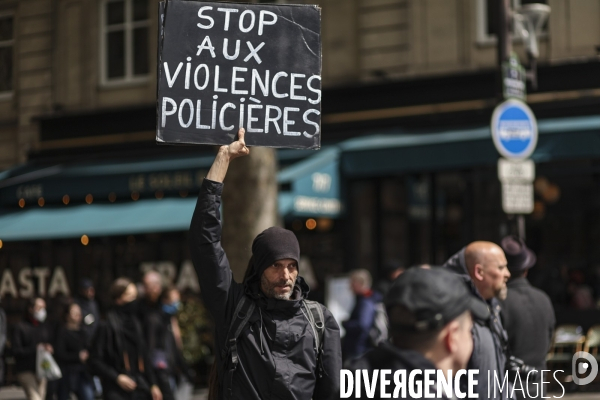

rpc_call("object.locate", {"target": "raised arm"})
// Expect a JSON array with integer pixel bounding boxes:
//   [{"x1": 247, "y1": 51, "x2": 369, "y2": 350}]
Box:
[
  {"x1": 189, "y1": 128, "x2": 249, "y2": 326},
  {"x1": 206, "y1": 128, "x2": 250, "y2": 183}
]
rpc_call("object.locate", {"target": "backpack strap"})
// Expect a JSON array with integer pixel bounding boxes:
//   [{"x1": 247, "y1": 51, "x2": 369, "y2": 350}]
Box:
[
  {"x1": 222, "y1": 295, "x2": 255, "y2": 399},
  {"x1": 302, "y1": 300, "x2": 326, "y2": 378}
]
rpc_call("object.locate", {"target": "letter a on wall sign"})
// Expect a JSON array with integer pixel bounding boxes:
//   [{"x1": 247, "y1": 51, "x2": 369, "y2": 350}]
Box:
[{"x1": 157, "y1": 1, "x2": 322, "y2": 150}]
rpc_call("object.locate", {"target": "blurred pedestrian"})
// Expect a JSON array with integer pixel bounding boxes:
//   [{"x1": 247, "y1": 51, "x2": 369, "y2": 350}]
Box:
[
  {"x1": 348, "y1": 268, "x2": 489, "y2": 399},
  {"x1": 140, "y1": 271, "x2": 176, "y2": 400},
  {"x1": 443, "y1": 242, "x2": 513, "y2": 400},
  {"x1": 45, "y1": 295, "x2": 70, "y2": 400},
  {"x1": 189, "y1": 129, "x2": 341, "y2": 400},
  {"x1": 160, "y1": 287, "x2": 193, "y2": 400},
  {"x1": 342, "y1": 269, "x2": 383, "y2": 361},
  {"x1": 55, "y1": 302, "x2": 94, "y2": 400},
  {"x1": 374, "y1": 260, "x2": 405, "y2": 297},
  {"x1": 12, "y1": 298, "x2": 53, "y2": 400},
  {"x1": 500, "y1": 236, "x2": 555, "y2": 399},
  {"x1": 74, "y1": 279, "x2": 100, "y2": 347},
  {"x1": 89, "y1": 278, "x2": 162, "y2": 400}
]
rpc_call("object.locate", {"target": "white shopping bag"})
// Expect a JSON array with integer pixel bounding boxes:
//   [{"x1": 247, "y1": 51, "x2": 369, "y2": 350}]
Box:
[{"x1": 36, "y1": 346, "x2": 62, "y2": 381}]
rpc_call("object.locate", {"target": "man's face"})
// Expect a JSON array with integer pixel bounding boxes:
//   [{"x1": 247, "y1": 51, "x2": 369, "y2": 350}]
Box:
[
  {"x1": 143, "y1": 273, "x2": 162, "y2": 302},
  {"x1": 350, "y1": 279, "x2": 363, "y2": 295},
  {"x1": 82, "y1": 287, "x2": 95, "y2": 300},
  {"x1": 260, "y1": 258, "x2": 298, "y2": 300},
  {"x1": 479, "y1": 247, "x2": 510, "y2": 299}
]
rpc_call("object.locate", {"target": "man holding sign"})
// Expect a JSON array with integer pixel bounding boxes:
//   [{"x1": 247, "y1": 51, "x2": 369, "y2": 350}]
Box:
[{"x1": 189, "y1": 129, "x2": 341, "y2": 399}]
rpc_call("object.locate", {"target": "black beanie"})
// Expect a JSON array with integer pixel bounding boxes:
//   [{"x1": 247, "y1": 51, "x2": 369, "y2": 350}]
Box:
[{"x1": 252, "y1": 227, "x2": 300, "y2": 277}]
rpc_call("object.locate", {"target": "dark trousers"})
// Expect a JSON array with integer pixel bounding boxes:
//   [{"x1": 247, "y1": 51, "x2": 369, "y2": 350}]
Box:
[{"x1": 58, "y1": 365, "x2": 94, "y2": 400}]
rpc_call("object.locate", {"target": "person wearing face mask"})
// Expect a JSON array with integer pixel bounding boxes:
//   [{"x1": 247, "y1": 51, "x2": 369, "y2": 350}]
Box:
[
  {"x1": 89, "y1": 278, "x2": 162, "y2": 400},
  {"x1": 160, "y1": 287, "x2": 183, "y2": 352},
  {"x1": 12, "y1": 297, "x2": 53, "y2": 400},
  {"x1": 159, "y1": 287, "x2": 193, "y2": 400},
  {"x1": 139, "y1": 272, "x2": 178, "y2": 400},
  {"x1": 55, "y1": 302, "x2": 94, "y2": 400}
]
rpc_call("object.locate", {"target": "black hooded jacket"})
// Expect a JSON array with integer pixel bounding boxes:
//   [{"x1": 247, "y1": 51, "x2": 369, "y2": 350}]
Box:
[
  {"x1": 442, "y1": 249, "x2": 513, "y2": 400},
  {"x1": 189, "y1": 179, "x2": 342, "y2": 400}
]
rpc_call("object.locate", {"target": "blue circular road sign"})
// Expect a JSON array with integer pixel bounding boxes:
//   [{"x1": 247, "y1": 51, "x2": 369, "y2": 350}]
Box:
[{"x1": 491, "y1": 99, "x2": 538, "y2": 159}]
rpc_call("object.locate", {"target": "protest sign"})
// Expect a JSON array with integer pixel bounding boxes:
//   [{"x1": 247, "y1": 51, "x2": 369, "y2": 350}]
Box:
[{"x1": 157, "y1": 1, "x2": 322, "y2": 149}]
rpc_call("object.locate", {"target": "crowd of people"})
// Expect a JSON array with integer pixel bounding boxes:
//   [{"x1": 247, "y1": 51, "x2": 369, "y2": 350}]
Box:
[
  {"x1": 7, "y1": 273, "x2": 191, "y2": 400},
  {"x1": 186, "y1": 129, "x2": 557, "y2": 400},
  {"x1": 1, "y1": 128, "x2": 559, "y2": 400}
]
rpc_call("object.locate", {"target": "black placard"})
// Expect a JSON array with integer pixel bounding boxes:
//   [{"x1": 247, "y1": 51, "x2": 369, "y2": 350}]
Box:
[{"x1": 157, "y1": 1, "x2": 322, "y2": 149}]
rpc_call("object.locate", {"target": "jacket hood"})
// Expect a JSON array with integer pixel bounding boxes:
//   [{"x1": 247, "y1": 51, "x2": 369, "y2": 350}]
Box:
[
  {"x1": 441, "y1": 248, "x2": 491, "y2": 315},
  {"x1": 441, "y1": 247, "x2": 469, "y2": 277}
]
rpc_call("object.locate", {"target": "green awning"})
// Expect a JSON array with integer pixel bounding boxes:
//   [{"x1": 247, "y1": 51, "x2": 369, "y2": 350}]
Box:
[
  {"x1": 0, "y1": 149, "x2": 336, "y2": 241},
  {"x1": 340, "y1": 115, "x2": 600, "y2": 177},
  {"x1": 0, "y1": 197, "x2": 197, "y2": 241},
  {"x1": 278, "y1": 147, "x2": 341, "y2": 218},
  {"x1": 0, "y1": 150, "x2": 313, "y2": 207}
]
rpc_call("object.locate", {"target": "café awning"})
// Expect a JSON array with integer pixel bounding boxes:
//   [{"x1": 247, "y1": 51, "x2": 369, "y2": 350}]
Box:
[
  {"x1": 0, "y1": 148, "x2": 338, "y2": 241},
  {"x1": 0, "y1": 197, "x2": 197, "y2": 241},
  {"x1": 339, "y1": 115, "x2": 600, "y2": 177},
  {"x1": 278, "y1": 147, "x2": 342, "y2": 218}
]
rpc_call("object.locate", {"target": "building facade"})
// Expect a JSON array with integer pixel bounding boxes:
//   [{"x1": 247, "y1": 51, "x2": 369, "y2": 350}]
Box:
[{"x1": 0, "y1": 0, "x2": 600, "y2": 324}]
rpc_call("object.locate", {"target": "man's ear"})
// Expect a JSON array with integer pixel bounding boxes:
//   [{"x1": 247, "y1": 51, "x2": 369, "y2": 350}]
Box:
[
  {"x1": 473, "y1": 263, "x2": 485, "y2": 281},
  {"x1": 443, "y1": 321, "x2": 459, "y2": 354}
]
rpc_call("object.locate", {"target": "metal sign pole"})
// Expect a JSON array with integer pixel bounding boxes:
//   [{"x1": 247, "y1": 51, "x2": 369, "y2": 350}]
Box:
[{"x1": 517, "y1": 214, "x2": 525, "y2": 240}]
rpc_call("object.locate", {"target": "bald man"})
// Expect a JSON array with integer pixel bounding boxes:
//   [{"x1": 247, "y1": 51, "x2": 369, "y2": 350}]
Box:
[{"x1": 443, "y1": 242, "x2": 513, "y2": 400}]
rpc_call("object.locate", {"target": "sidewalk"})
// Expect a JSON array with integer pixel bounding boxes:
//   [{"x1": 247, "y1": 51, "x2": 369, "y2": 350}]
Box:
[{"x1": 0, "y1": 386, "x2": 209, "y2": 400}]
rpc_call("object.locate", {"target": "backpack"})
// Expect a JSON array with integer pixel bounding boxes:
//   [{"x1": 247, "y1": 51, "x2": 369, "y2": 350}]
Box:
[
  {"x1": 209, "y1": 295, "x2": 326, "y2": 400},
  {"x1": 369, "y1": 302, "x2": 389, "y2": 346}
]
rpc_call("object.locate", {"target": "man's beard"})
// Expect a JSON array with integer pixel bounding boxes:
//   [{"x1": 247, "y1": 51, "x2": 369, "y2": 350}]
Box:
[
  {"x1": 261, "y1": 275, "x2": 296, "y2": 300},
  {"x1": 497, "y1": 285, "x2": 508, "y2": 300}
]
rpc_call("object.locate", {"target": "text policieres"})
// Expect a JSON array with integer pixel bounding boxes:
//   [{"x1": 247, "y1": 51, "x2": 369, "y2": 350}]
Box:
[
  {"x1": 160, "y1": 63, "x2": 321, "y2": 136},
  {"x1": 160, "y1": 6, "x2": 321, "y2": 138}
]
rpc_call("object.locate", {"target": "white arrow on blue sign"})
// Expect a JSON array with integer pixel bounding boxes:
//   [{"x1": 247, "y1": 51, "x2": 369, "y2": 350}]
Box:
[{"x1": 491, "y1": 99, "x2": 538, "y2": 160}]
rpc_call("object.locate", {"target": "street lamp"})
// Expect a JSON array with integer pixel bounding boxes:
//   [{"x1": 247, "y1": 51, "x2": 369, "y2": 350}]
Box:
[
  {"x1": 514, "y1": 4, "x2": 551, "y2": 89},
  {"x1": 498, "y1": 1, "x2": 551, "y2": 91}
]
